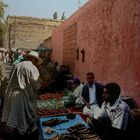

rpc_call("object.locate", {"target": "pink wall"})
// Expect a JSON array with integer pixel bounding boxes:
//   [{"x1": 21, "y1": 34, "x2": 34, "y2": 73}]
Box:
[
  {"x1": 52, "y1": 25, "x2": 64, "y2": 64},
  {"x1": 52, "y1": 0, "x2": 140, "y2": 107},
  {"x1": 43, "y1": 37, "x2": 52, "y2": 49}
]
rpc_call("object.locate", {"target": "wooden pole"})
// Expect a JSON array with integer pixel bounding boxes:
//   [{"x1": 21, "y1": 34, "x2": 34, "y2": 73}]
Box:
[{"x1": 8, "y1": 24, "x2": 12, "y2": 51}]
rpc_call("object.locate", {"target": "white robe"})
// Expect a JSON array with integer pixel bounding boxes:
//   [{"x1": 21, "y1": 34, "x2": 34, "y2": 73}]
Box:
[{"x1": 2, "y1": 61, "x2": 40, "y2": 135}]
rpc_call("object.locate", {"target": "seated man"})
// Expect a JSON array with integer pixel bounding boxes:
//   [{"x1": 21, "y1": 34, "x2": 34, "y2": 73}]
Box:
[
  {"x1": 73, "y1": 82, "x2": 84, "y2": 105},
  {"x1": 65, "y1": 82, "x2": 84, "y2": 109},
  {"x1": 87, "y1": 82, "x2": 134, "y2": 140},
  {"x1": 81, "y1": 72, "x2": 104, "y2": 118},
  {"x1": 67, "y1": 72, "x2": 103, "y2": 115}
]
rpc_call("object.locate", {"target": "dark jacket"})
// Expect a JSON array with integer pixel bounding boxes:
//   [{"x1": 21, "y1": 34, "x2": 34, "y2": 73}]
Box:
[{"x1": 82, "y1": 82, "x2": 104, "y2": 107}]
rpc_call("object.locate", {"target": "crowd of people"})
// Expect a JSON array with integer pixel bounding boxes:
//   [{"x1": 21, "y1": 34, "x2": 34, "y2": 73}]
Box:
[
  {"x1": 0, "y1": 49, "x2": 27, "y2": 65},
  {"x1": 0, "y1": 48, "x2": 136, "y2": 140}
]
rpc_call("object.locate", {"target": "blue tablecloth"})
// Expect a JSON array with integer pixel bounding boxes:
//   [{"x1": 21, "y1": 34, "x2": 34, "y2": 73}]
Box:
[{"x1": 39, "y1": 114, "x2": 88, "y2": 140}]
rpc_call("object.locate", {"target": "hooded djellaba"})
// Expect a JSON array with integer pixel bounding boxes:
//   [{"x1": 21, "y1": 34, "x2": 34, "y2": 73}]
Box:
[{"x1": 1, "y1": 51, "x2": 42, "y2": 140}]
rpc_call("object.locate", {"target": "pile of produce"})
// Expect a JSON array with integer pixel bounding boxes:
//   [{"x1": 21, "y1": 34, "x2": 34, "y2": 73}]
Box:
[
  {"x1": 37, "y1": 92, "x2": 70, "y2": 117},
  {"x1": 37, "y1": 108, "x2": 68, "y2": 117},
  {"x1": 38, "y1": 92, "x2": 64, "y2": 100}
]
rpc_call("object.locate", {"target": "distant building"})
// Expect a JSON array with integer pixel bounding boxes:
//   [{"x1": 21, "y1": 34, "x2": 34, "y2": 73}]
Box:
[{"x1": 3, "y1": 16, "x2": 62, "y2": 50}]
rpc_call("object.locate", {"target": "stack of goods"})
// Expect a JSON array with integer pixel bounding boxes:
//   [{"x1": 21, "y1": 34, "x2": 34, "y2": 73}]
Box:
[{"x1": 46, "y1": 123, "x2": 101, "y2": 140}]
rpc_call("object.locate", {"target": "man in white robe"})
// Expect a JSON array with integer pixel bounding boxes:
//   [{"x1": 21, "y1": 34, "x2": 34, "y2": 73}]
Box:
[{"x1": 1, "y1": 51, "x2": 42, "y2": 139}]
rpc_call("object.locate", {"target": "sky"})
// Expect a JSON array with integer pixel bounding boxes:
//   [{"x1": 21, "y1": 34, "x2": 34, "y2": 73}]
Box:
[{"x1": 4, "y1": 0, "x2": 88, "y2": 19}]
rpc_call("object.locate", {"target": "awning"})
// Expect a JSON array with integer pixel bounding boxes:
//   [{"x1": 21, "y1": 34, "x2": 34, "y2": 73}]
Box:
[{"x1": 34, "y1": 47, "x2": 52, "y2": 52}]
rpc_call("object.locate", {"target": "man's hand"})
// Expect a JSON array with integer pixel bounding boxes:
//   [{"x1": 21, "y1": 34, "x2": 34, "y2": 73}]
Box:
[
  {"x1": 83, "y1": 99, "x2": 91, "y2": 109},
  {"x1": 86, "y1": 102, "x2": 91, "y2": 109}
]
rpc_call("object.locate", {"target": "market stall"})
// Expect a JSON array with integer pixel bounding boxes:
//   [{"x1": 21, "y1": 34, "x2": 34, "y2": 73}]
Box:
[
  {"x1": 37, "y1": 90, "x2": 101, "y2": 140},
  {"x1": 39, "y1": 114, "x2": 101, "y2": 140},
  {"x1": 37, "y1": 92, "x2": 69, "y2": 117}
]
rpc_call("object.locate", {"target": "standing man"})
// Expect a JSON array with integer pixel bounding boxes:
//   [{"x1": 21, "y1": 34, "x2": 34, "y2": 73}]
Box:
[
  {"x1": 13, "y1": 49, "x2": 20, "y2": 62},
  {"x1": 82, "y1": 72, "x2": 104, "y2": 119},
  {"x1": 0, "y1": 51, "x2": 7, "y2": 108},
  {"x1": 1, "y1": 51, "x2": 42, "y2": 140},
  {"x1": 9, "y1": 50, "x2": 14, "y2": 65}
]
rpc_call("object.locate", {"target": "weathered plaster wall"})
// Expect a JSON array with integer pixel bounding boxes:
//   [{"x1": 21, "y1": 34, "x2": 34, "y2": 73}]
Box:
[
  {"x1": 5, "y1": 16, "x2": 62, "y2": 50},
  {"x1": 52, "y1": 25, "x2": 64, "y2": 64},
  {"x1": 52, "y1": 0, "x2": 140, "y2": 106}
]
